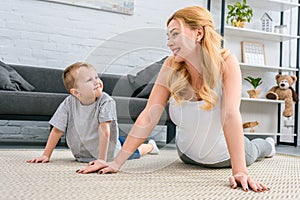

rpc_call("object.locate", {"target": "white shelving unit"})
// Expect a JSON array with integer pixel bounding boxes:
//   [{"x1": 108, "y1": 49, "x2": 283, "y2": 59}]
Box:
[{"x1": 218, "y1": 0, "x2": 299, "y2": 143}]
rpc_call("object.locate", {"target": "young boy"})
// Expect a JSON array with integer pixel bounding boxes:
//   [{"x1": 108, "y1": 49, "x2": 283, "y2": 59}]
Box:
[{"x1": 27, "y1": 62, "x2": 159, "y2": 163}]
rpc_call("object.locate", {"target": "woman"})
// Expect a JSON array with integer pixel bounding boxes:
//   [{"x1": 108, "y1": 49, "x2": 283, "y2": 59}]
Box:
[{"x1": 77, "y1": 6, "x2": 275, "y2": 192}]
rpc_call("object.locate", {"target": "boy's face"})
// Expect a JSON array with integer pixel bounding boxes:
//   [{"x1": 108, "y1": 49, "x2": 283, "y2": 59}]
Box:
[{"x1": 71, "y1": 67, "x2": 103, "y2": 103}]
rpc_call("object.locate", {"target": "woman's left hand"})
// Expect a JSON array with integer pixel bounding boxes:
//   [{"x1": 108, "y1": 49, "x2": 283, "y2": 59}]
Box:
[
  {"x1": 76, "y1": 159, "x2": 119, "y2": 174},
  {"x1": 229, "y1": 172, "x2": 270, "y2": 192}
]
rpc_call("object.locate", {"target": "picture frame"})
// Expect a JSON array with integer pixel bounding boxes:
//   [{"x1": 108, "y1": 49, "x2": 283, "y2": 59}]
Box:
[
  {"x1": 39, "y1": 0, "x2": 134, "y2": 15},
  {"x1": 241, "y1": 41, "x2": 266, "y2": 65}
]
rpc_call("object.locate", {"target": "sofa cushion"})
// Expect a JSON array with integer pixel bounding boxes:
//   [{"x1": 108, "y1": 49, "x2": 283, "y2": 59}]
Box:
[
  {"x1": 112, "y1": 96, "x2": 169, "y2": 125},
  {"x1": 127, "y1": 56, "x2": 167, "y2": 98},
  {"x1": 135, "y1": 83, "x2": 154, "y2": 98},
  {"x1": 0, "y1": 90, "x2": 67, "y2": 116},
  {"x1": 10, "y1": 64, "x2": 67, "y2": 94},
  {"x1": 0, "y1": 66, "x2": 16, "y2": 90},
  {"x1": 100, "y1": 73, "x2": 134, "y2": 97},
  {"x1": 0, "y1": 61, "x2": 35, "y2": 91}
]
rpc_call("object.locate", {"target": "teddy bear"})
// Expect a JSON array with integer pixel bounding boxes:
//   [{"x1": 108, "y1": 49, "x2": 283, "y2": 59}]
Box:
[{"x1": 265, "y1": 74, "x2": 298, "y2": 117}]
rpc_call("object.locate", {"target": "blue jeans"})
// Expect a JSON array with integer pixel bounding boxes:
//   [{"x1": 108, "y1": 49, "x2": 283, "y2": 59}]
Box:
[
  {"x1": 177, "y1": 136, "x2": 272, "y2": 168},
  {"x1": 118, "y1": 136, "x2": 141, "y2": 160}
]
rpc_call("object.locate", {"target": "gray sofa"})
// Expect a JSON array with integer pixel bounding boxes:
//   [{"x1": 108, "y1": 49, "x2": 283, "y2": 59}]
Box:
[{"x1": 0, "y1": 64, "x2": 176, "y2": 144}]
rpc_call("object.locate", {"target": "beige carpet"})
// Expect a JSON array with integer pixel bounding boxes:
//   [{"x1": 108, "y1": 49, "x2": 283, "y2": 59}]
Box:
[{"x1": 0, "y1": 148, "x2": 299, "y2": 200}]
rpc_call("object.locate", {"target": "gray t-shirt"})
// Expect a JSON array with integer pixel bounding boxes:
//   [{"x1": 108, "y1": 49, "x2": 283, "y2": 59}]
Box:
[{"x1": 49, "y1": 92, "x2": 121, "y2": 162}]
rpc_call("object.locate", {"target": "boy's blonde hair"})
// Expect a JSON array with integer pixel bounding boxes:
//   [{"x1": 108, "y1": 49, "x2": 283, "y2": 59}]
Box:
[
  {"x1": 166, "y1": 6, "x2": 229, "y2": 110},
  {"x1": 63, "y1": 62, "x2": 95, "y2": 92}
]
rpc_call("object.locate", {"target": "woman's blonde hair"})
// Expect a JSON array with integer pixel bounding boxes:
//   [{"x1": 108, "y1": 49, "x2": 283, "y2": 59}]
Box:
[{"x1": 167, "y1": 6, "x2": 229, "y2": 110}]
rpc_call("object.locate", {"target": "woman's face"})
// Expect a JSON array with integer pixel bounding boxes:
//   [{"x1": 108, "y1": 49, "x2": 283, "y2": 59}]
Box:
[{"x1": 167, "y1": 19, "x2": 200, "y2": 63}]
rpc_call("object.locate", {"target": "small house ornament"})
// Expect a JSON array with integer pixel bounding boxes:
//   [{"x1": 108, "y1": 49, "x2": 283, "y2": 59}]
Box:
[{"x1": 261, "y1": 12, "x2": 273, "y2": 32}]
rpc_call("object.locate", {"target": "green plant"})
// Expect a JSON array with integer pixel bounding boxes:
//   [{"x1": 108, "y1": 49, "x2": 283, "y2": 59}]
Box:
[
  {"x1": 244, "y1": 76, "x2": 262, "y2": 89},
  {"x1": 226, "y1": 0, "x2": 253, "y2": 26}
]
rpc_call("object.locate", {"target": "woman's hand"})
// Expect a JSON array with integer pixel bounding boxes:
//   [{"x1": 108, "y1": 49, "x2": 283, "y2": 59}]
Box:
[
  {"x1": 26, "y1": 155, "x2": 50, "y2": 163},
  {"x1": 229, "y1": 172, "x2": 270, "y2": 192},
  {"x1": 76, "y1": 159, "x2": 120, "y2": 174}
]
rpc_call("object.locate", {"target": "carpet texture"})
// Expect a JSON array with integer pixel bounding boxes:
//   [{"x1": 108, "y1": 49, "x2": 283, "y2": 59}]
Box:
[{"x1": 0, "y1": 148, "x2": 299, "y2": 200}]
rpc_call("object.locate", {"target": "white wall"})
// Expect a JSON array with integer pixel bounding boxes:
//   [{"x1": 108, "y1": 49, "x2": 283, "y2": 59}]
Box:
[
  {"x1": 0, "y1": 0, "x2": 205, "y2": 74},
  {"x1": 0, "y1": 0, "x2": 206, "y2": 143}
]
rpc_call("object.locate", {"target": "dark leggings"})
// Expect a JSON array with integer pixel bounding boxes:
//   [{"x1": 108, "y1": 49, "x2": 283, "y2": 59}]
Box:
[{"x1": 177, "y1": 136, "x2": 272, "y2": 168}]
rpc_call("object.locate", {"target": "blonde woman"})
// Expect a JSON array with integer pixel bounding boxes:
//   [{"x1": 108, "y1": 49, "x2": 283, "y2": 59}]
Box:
[{"x1": 77, "y1": 6, "x2": 275, "y2": 192}]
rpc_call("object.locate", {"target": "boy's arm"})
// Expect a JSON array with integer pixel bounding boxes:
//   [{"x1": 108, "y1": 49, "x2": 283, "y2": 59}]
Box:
[
  {"x1": 98, "y1": 122, "x2": 111, "y2": 161},
  {"x1": 27, "y1": 127, "x2": 63, "y2": 163},
  {"x1": 43, "y1": 127, "x2": 64, "y2": 158}
]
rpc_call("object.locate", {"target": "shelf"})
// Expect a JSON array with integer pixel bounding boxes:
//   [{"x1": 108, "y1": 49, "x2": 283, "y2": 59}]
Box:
[
  {"x1": 241, "y1": 97, "x2": 284, "y2": 103},
  {"x1": 226, "y1": 0, "x2": 300, "y2": 12},
  {"x1": 244, "y1": 132, "x2": 297, "y2": 136},
  {"x1": 224, "y1": 26, "x2": 299, "y2": 42},
  {"x1": 249, "y1": 0, "x2": 300, "y2": 12},
  {"x1": 239, "y1": 63, "x2": 298, "y2": 72}
]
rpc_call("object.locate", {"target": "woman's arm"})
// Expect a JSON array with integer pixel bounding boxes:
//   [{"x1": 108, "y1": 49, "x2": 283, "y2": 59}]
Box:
[
  {"x1": 221, "y1": 54, "x2": 269, "y2": 192},
  {"x1": 115, "y1": 59, "x2": 174, "y2": 167},
  {"x1": 114, "y1": 82, "x2": 170, "y2": 167},
  {"x1": 221, "y1": 54, "x2": 247, "y2": 175}
]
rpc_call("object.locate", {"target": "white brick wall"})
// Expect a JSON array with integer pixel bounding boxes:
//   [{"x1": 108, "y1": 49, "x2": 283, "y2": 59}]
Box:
[
  {"x1": 0, "y1": 120, "x2": 51, "y2": 143},
  {"x1": 0, "y1": 0, "x2": 204, "y2": 71},
  {"x1": 0, "y1": 0, "x2": 205, "y2": 143}
]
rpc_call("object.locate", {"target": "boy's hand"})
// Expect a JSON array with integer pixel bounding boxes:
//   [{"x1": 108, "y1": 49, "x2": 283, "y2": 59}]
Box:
[
  {"x1": 76, "y1": 159, "x2": 119, "y2": 174},
  {"x1": 26, "y1": 155, "x2": 50, "y2": 163}
]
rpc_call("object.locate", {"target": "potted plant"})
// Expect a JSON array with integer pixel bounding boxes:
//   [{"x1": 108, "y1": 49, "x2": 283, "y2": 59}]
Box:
[
  {"x1": 226, "y1": 0, "x2": 253, "y2": 28},
  {"x1": 244, "y1": 76, "x2": 262, "y2": 98}
]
